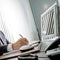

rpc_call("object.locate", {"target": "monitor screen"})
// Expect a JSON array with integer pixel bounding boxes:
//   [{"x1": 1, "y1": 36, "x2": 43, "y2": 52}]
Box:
[{"x1": 41, "y1": 2, "x2": 59, "y2": 41}]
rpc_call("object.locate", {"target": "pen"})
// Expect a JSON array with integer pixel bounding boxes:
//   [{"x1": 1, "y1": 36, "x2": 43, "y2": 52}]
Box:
[{"x1": 19, "y1": 34, "x2": 23, "y2": 38}]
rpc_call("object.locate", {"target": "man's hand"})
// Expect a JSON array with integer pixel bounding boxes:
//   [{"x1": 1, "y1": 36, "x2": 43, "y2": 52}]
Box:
[{"x1": 12, "y1": 38, "x2": 28, "y2": 50}]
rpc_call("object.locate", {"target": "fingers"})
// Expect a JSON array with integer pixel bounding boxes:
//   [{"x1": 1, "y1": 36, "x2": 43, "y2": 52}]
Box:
[
  {"x1": 12, "y1": 38, "x2": 29, "y2": 50},
  {"x1": 18, "y1": 38, "x2": 28, "y2": 46},
  {"x1": 23, "y1": 38, "x2": 28, "y2": 45},
  {"x1": 20, "y1": 38, "x2": 29, "y2": 45}
]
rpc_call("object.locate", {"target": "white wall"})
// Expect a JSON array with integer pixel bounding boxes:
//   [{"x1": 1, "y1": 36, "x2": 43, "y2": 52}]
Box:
[{"x1": 0, "y1": 0, "x2": 39, "y2": 43}]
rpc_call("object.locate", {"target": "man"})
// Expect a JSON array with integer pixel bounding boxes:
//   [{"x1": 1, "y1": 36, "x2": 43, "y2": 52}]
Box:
[{"x1": 0, "y1": 31, "x2": 28, "y2": 60}]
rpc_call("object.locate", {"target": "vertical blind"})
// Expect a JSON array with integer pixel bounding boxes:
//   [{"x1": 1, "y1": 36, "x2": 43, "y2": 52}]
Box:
[{"x1": 0, "y1": 0, "x2": 39, "y2": 43}]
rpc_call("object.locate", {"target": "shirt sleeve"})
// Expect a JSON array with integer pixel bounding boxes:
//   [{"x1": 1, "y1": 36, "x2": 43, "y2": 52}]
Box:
[
  {"x1": 7, "y1": 44, "x2": 13, "y2": 51},
  {"x1": 7, "y1": 44, "x2": 18, "y2": 60}
]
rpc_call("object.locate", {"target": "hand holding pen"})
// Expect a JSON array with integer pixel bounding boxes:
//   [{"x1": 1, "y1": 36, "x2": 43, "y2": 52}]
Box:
[
  {"x1": 19, "y1": 34, "x2": 40, "y2": 46},
  {"x1": 19, "y1": 34, "x2": 28, "y2": 45},
  {"x1": 19, "y1": 34, "x2": 40, "y2": 45},
  {"x1": 12, "y1": 34, "x2": 28, "y2": 50}
]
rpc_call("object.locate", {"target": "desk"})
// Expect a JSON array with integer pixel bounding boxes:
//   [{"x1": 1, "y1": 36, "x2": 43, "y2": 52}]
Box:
[
  {"x1": 36, "y1": 42, "x2": 50, "y2": 60},
  {"x1": 0, "y1": 47, "x2": 39, "y2": 60},
  {"x1": 18, "y1": 43, "x2": 50, "y2": 60},
  {"x1": 35, "y1": 51, "x2": 50, "y2": 60},
  {"x1": 0, "y1": 43, "x2": 50, "y2": 60}
]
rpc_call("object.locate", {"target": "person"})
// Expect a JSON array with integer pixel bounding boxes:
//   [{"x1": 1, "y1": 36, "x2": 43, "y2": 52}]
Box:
[{"x1": 0, "y1": 31, "x2": 28, "y2": 60}]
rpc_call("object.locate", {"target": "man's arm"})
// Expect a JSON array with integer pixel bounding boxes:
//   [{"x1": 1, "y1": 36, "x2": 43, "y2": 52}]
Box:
[{"x1": 0, "y1": 38, "x2": 28, "y2": 55}]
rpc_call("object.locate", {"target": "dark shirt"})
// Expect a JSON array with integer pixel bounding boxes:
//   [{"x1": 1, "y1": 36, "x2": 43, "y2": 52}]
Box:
[{"x1": 0, "y1": 31, "x2": 9, "y2": 55}]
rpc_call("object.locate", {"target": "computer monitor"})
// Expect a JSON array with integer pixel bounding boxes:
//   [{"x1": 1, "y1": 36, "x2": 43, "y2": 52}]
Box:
[{"x1": 41, "y1": 2, "x2": 60, "y2": 41}]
